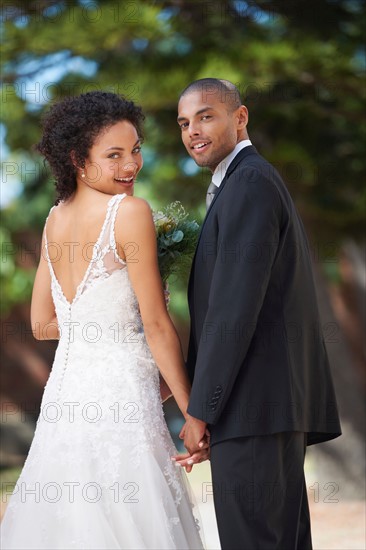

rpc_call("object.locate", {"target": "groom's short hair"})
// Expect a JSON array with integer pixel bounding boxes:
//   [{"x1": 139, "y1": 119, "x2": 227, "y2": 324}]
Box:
[{"x1": 179, "y1": 78, "x2": 242, "y2": 112}]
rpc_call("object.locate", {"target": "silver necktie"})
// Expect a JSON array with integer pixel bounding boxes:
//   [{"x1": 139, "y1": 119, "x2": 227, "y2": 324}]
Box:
[{"x1": 206, "y1": 180, "x2": 218, "y2": 210}]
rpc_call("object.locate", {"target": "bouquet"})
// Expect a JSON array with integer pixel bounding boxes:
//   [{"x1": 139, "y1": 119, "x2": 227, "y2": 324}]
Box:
[{"x1": 153, "y1": 201, "x2": 200, "y2": 284}]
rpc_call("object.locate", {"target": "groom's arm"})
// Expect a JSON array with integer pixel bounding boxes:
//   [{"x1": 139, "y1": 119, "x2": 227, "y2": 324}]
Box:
[{"x1": 187, "y1": 163, "x2": 282, "y2": 425}]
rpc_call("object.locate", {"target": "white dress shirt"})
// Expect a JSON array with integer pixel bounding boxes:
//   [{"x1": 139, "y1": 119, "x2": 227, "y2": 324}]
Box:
[{"x1": 211, "y1": 139, "x2": 252, "y2": 188}]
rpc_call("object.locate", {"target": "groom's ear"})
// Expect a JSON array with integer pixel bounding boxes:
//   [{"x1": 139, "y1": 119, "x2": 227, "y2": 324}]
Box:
[{"x1": 236, "y1": 105, "x2": 248, "y2": 129}]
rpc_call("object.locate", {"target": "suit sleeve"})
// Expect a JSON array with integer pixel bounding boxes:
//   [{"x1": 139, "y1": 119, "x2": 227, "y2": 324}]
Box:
[{"x1": 187, "y1": 167, "x2": 282, "y2": 424}]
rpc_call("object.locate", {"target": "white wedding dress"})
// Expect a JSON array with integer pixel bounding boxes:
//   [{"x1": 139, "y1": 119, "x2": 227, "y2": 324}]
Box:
[{"x1": 0, "y1": 193, "x2": 204, "y2": 550}]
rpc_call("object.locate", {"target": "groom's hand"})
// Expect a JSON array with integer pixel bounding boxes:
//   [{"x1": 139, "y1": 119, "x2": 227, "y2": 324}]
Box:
[{"x1": 182, "y1": 414, "x2": 208, "y2": 455}]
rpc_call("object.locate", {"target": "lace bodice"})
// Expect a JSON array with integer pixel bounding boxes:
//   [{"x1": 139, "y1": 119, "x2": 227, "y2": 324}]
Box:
[
  {"x1": 45, "y1": 194, "x2": 144, "y2": 338},
  {"x1": 44, "y1": 192, "x2": 129, "y2": 310}
]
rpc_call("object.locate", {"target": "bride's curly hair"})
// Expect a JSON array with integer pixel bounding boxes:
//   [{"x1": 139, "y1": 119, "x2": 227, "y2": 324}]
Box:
[{"x1": 36, "y1": 91, "x2": 145, "y2": 205}]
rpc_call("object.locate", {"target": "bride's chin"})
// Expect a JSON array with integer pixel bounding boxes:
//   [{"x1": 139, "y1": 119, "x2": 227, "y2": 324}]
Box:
[{"x1": 113, "y1": 183, "x2": 134, "y2": 196}]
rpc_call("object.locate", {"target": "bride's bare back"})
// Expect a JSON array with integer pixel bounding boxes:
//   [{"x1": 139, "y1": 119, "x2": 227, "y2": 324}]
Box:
[{"x1": 44, "y1": 193, "x2": 122, "y2": 304}]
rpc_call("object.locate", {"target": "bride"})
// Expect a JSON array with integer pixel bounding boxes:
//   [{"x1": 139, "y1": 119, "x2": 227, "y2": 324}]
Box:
[{"x1": 0, "y1": 91, "x2": 208, "y2": 549}]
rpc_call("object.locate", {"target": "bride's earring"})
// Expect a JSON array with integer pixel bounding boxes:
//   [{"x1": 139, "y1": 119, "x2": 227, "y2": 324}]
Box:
[{"x1": 81, "y1": 170, "x2": 86, "y2": 178}]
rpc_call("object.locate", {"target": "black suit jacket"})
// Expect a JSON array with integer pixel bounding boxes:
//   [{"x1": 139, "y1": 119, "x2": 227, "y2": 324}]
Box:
[{"x1": 186, "y1": 145, "x2": 341, "y2": 446}]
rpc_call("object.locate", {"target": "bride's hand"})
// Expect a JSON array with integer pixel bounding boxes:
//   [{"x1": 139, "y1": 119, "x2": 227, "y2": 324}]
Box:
[
  {"x1": 171, "y1": 429, "x2": 210, "y2": 472},
  {"x1": 170, "y1": 443, "x2": 210, "y2": 473}
]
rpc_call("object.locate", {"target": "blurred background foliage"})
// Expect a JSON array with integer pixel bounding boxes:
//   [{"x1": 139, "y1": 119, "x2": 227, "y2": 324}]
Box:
[{"x1": 1, "y1": 0, "x2": 365, "y2": 317}]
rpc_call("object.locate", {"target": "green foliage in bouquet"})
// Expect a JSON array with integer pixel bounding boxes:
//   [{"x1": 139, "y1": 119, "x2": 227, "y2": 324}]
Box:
[{"x1": 153, "y1": 202, "x2": 200, "y2": 284}]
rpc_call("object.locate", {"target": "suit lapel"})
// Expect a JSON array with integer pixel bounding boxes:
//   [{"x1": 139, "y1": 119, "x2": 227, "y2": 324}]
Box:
[
  {"x1": 188, "y1": 145, "x2": 259, "y2": 298},
  {"x1": 195, "y1": 146, "x2": 258, "y2": 250}
]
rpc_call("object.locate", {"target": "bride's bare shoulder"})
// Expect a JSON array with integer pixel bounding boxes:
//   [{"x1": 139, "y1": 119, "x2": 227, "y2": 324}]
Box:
[
  {"x1": 120, "y1": 195, "x2": 151, "y2": 210},
  {"x1": 118, "y1": 195, "x2": 153, "y2": 218},
  {"x1": 115, "y1": 196, "x2": 154, "y2": 246}
]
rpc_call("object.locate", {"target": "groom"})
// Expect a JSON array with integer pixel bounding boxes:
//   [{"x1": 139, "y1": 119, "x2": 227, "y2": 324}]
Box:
[{"x1": 175, "y1": 79, "x2": 341, "y2": 549}]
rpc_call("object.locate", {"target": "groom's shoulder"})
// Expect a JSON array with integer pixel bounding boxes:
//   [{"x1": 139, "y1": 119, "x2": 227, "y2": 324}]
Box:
[
  {"x1": 230, "y1": 148, "x2": 289, "y2": 201},
  {"x1": 221, "y1": 149, "x2": 293, "y2": 221},
  {"x1": 234, "y1": 147, "x2": 281, "y2": 180},
  {"x1": 229, "y1": 148, "x2": 280, "y2": 187}
]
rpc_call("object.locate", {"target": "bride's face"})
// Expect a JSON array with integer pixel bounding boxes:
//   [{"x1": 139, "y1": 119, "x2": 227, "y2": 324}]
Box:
[{"x1": 80, "y1": 120, "x2": 143, "y2": 197}]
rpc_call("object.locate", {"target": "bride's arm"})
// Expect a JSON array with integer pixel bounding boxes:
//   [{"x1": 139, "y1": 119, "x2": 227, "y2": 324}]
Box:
[
  {"x1": 30, "y1": 227, "x2": 60, "y2": 341},
  {"x1": 115, "y1": 196, "x2": 191, "y2": 418}
]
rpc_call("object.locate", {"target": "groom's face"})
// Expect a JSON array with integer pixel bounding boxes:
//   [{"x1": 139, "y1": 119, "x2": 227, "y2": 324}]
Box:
[{"x1": 177, "y1": 90, "x2": 241, "y2": 172}]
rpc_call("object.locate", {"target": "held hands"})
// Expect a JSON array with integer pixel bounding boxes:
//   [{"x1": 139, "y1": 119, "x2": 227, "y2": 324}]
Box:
[
  {"x1": 171, "y1": 415, "x2": 210, "y2": 473},
  {"x1": 160, "y1": 380, "x2": 209, "y2": 471}
]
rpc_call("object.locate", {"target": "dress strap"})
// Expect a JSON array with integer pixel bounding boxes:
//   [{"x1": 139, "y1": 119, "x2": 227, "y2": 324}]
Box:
[
  {"x1": 44, "y1": 206, "x2": 56, "y2": 244},
  {"x1": 109, "y1": 193, "x2": 128, "y2": 262},
  {"x1": 43, "y1": 206, "x2": 57, "y2": 266}
]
